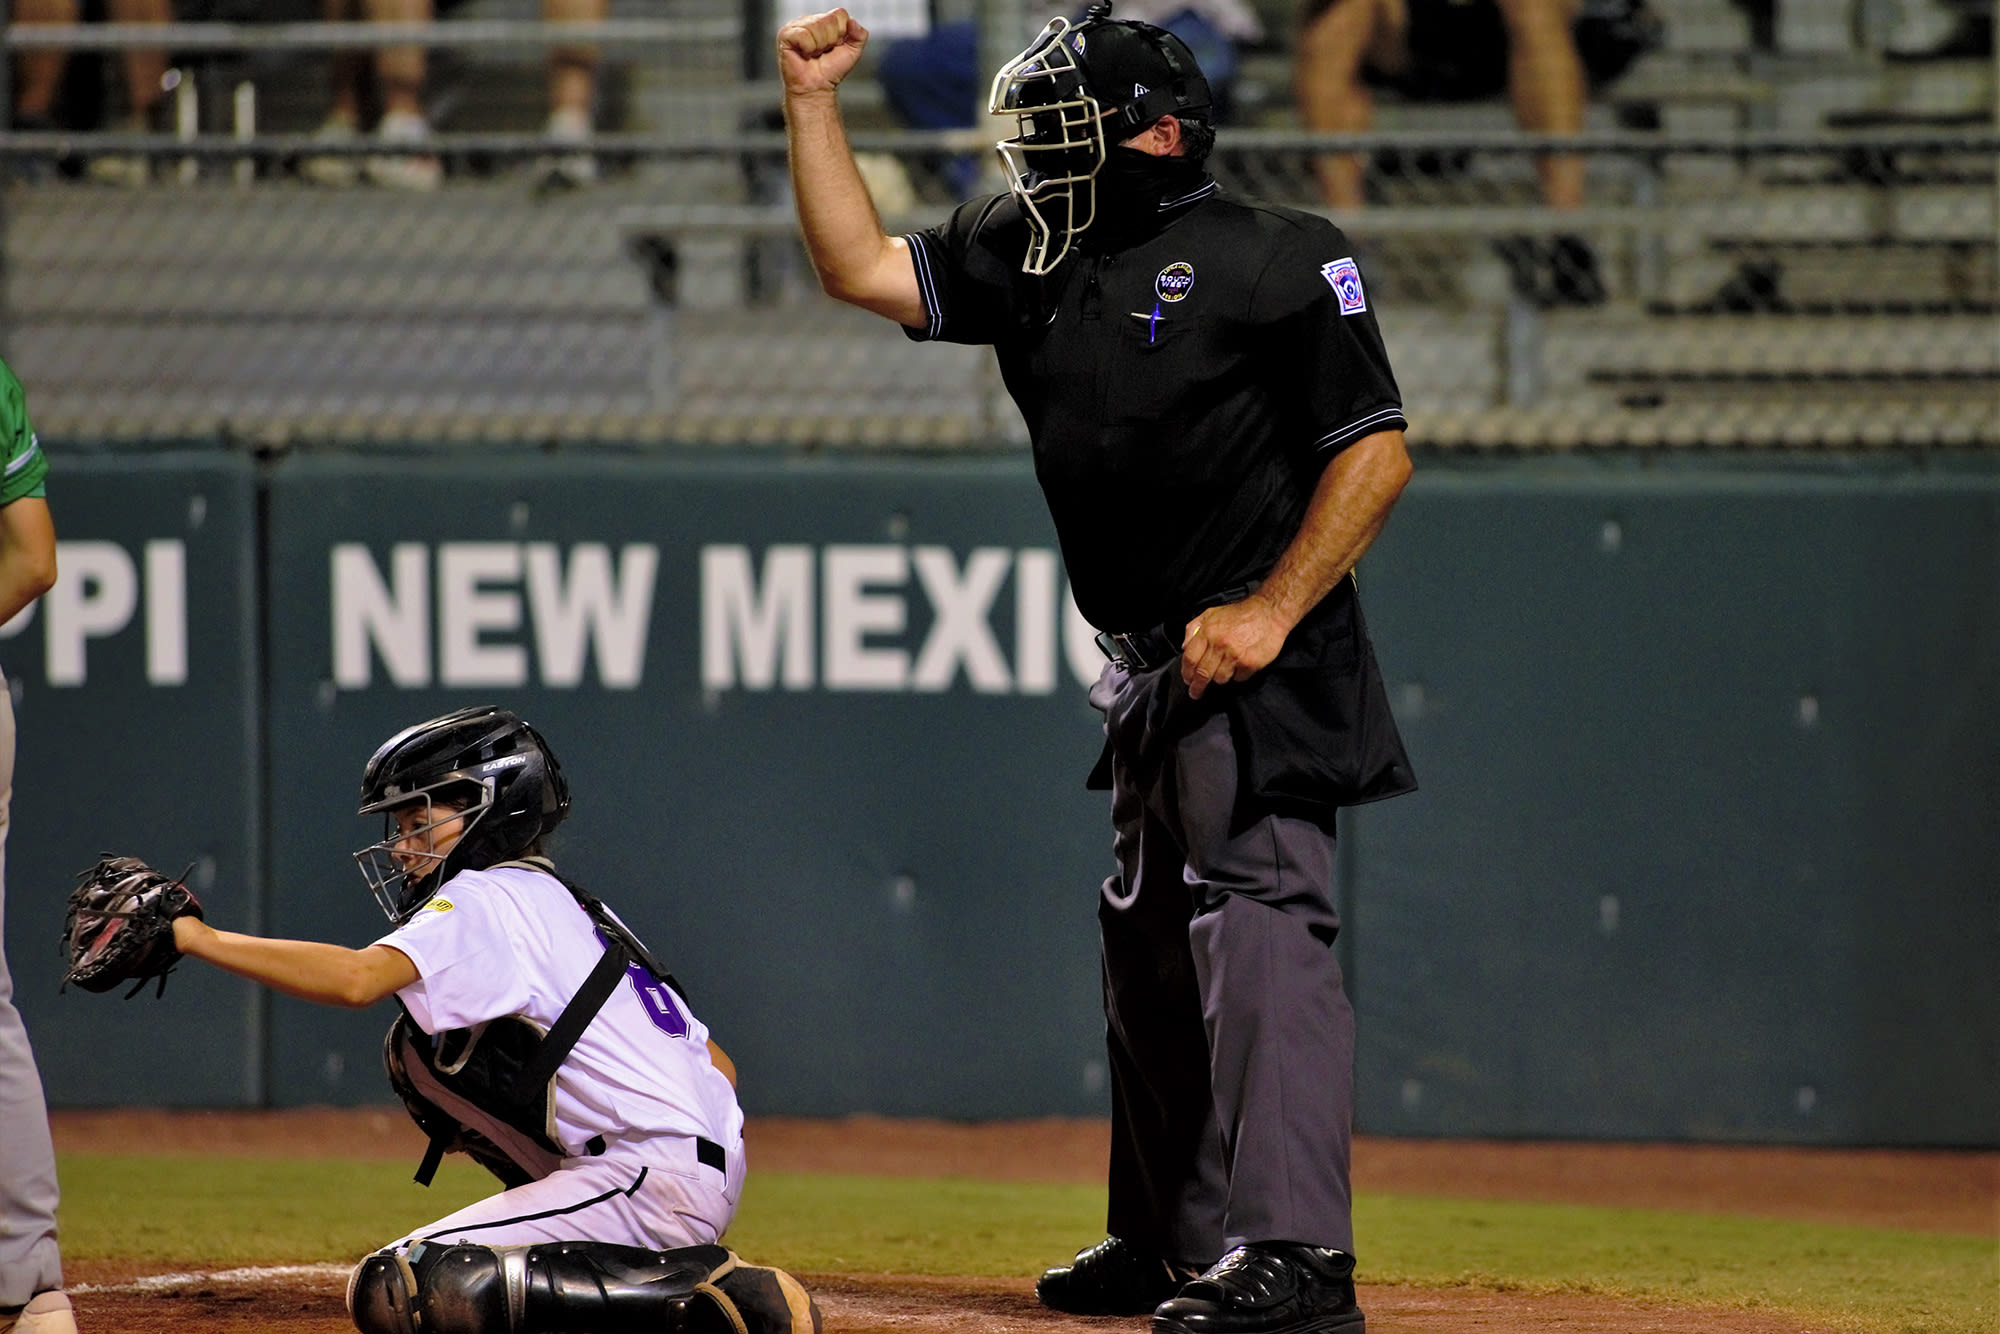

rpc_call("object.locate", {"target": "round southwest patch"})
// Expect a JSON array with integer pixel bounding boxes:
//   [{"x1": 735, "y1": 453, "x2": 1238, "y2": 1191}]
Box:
[{"x1": 1155, "y1": 261, "x2": 1195, "y2": 303}]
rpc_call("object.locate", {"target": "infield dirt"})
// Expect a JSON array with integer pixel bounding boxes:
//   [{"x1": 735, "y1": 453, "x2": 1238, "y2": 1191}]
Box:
[{"x1": 52, "y1": 1110, "x2": 1999, "y2": 1334}]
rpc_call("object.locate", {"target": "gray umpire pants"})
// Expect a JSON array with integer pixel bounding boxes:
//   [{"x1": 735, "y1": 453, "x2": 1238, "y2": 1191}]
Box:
[
  {"x1": 0, "y1": 668, "x2": 64, "y2": 1305},
  {"x1": 1091, "y1": 664, "x2": 1356, "y2": 1267}
]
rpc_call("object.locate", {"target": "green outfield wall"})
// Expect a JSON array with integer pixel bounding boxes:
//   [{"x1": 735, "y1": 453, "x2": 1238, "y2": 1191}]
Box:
[{"x1": 5, "y1": 448, "x2": 1994, "y2": 1147}]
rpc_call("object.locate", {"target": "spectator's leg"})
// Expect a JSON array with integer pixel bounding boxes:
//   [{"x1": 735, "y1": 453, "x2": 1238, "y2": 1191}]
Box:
[
  {"x1": 109, "y1": 0, "x2": 170, "y2": 136},
  {"x1": 366, "y1": 0, "x2": 430, "y2": 125},
  {"x1": 544, "y1": 0, "x2": 603, "y2": 132},
  {"x1": 323, "y1": 0, "x2": 364, "y2": 130},
  {"x1": 299, "y1": 0, "x2": 368, "y2": 185},
  {"x1": 362, "y1": 0, "x2": 440, "y2": 188},
  {"x1": 12, "y1": 0, "x2": 75, "y2": 126},
  {"x1": 1493, "y1": 0, "x2": 1585, "y2": 208},
  {"x1": 1296, "y1": 0, "x2": 1404, "y2": 209},
  {"x1": 536, "y1": 0, "x2": 601, "y2": 187}
]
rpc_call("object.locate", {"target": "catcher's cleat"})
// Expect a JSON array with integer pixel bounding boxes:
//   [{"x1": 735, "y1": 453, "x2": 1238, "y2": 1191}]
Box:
[
  {"x1": 1037, "y1": 1236, "x2": 1197, "y2": 1316},
  {"x1": 1151, "y1": 1242, "x2": 1364, "y2": 1334},
  {"x1": 0, "y1": 1291, "x2": 79, "y2": 1334}
]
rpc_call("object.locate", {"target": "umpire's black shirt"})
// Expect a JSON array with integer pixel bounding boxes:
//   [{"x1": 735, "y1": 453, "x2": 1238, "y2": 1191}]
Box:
[
  {"x1": 903, "y1": 171, "x2": 1417, "y2": 815},
  {"x1": 904, "y1": 177, "x2": 1406, "y2": 633}
]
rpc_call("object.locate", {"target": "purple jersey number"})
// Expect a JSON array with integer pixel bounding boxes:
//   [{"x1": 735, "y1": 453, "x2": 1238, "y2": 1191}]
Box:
[{"x1": 626, "y1": 962, "x2": 690, "y2": 1038}]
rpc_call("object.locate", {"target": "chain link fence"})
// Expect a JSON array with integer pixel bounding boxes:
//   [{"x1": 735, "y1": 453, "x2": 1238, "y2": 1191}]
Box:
[{"x1": 0, "y1": 118, "x2": 1993, "y2": 449}]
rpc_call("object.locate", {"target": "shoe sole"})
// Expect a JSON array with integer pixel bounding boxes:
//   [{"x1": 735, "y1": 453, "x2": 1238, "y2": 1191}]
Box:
[
  {"x1": 1152, "y1": 1311, "x2": 1364, "y2": 1334},
  {"x1": 1036, "y1": 1284, "x2": 1174, "y2": 1317}
]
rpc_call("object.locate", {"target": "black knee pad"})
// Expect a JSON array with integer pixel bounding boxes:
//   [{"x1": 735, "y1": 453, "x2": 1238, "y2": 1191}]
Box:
[
  {"x1": 347, "y1": 1250, "x2": 419, "y2": 1334},
  {"x1": 524, "y1": 1242, "x2": 740, "y2": 1334},
  {"x1": 410, "y1": 1242, "x2": 514, "y2": 1334},
  {"x1": 390, "y1": 1239, "x2": 743, "y2": 1334}
]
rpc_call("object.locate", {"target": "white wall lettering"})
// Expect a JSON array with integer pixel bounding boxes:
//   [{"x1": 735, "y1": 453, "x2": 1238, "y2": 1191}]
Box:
[
  {"x1": 43, "y1": 541, "x2": 137, "y2": 686},
  {"x1": 333, "y1": 543, "x2": 429, "y2": 688},
  {"x1": 1013, "y1": 549, "x2": 1058, "y2": 695},
  {"x1": 329, "y1": 539, "x2": 1102, "y2": 696},
  {"x1": 700, "y1": 545, "x2": 814, "y2": 691},
  {"x1": 144, "y1": 540, "x2": 187, "y2": 686},
  {"x1": 823, "y1": 545, "x2": 909, "y2": 691},
  {"x1": 334, "y1": 541, "x2": 662, "y2": 691},
  {"x1": 525, "y1": 543, "x2": 658, "y2": 690},
  {"x1": 911, "y1": 546, "x2": 1013, "y2": 693},
  {"x1": 437, "y1": 543, "x2": 527, "y2": 688}
]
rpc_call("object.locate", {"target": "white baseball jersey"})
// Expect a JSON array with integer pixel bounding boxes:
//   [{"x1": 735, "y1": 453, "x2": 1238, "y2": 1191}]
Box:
[{"x1": 377, "y1": 864, "x2": 743, "y2": 1161}]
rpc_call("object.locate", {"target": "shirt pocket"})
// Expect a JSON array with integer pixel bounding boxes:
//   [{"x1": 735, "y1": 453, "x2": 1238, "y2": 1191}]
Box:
[{"x1": 1103, "y1": 314, "x2": 1201, "y2": 424}]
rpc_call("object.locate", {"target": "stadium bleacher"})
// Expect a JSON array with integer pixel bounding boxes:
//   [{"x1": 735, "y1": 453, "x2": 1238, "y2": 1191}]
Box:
[{"x1": 0, "y1": 0, "x2": 1991, "y2": 448}]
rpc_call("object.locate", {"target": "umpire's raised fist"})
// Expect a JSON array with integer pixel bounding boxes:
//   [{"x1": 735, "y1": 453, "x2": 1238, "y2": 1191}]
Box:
[{"x1": 778, "y1": 9, "x2": 870, "y2": 97}]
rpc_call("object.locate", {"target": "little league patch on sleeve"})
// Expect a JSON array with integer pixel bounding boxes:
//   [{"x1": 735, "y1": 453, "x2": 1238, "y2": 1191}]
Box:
[{"x1": 1321, "y1": 257, "x2": 1367, "y2": 315}]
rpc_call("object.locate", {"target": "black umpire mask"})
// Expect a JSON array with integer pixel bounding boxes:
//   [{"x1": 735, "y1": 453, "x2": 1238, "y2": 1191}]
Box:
[{"x1": 1085, "y1": 143, "x2": 1211, "y2": 249}]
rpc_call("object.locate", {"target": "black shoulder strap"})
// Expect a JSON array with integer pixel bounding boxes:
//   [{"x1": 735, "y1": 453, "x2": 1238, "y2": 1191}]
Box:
[
  {"x1": 511, "y1": 938, "x2": 630, "y2": 1101},
  {"x1": 392, "y1": 1000, "x2": 457, "y2": 1186},
  {"x1": 484, "y1": 858, "x2": 688, "y2": 1101}
]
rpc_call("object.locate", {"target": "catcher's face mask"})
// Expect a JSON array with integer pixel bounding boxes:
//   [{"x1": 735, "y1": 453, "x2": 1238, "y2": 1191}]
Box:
[
  {"x1": 354, "y1": 780, "x2": 494, "y2": 923},
  {"x1": 989, "y1": 17, "x2": 1107, "y2": 276}
]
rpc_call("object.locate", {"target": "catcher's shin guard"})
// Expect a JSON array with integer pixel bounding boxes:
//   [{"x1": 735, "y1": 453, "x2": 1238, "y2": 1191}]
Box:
[
  {"x1": 348, "y1": 1250, "x2": 421, "y2": 1334},
  {"x1": 376, "y1": 1240, "x2": 745, "y2": 1334}
]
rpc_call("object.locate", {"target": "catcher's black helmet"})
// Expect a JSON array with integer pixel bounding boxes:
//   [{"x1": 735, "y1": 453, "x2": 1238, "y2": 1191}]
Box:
[{"x1": 353, "y1": 706, "x2": 571, "y2": 923}]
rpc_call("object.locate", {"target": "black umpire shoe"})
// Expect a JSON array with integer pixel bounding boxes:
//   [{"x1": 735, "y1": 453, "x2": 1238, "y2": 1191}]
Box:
[
  {"x1": 1037, "y1": 1236, "x2": 1197, "y2": 1316},
  {"x1": 1152, "y1": 1242, "x2": 1364, "y2": 1334}
]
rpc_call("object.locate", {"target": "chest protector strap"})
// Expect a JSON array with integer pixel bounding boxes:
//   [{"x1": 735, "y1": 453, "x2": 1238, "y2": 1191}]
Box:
[{"x1": 384, "y1": 858, "x2": 688, "y2": 1187}]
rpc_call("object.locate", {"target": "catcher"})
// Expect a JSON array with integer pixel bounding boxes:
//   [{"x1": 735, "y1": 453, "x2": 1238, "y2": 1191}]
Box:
[{"x1": 64, "y1": 705, "x2": 817, "y2": 1334}]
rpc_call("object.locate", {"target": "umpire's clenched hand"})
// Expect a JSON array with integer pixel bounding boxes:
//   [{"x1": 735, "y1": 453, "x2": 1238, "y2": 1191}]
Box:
[
  {"x1": 777, "y1": 9, "x2": 870, "y2": 98},
  {"x1": 1181, "y1": 596, "x2": 1291, "y2": 700}
]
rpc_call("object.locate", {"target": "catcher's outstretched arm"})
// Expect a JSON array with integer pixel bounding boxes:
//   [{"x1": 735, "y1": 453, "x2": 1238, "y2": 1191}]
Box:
[{"x1": 172, "y1": 918, "x2": 418, "y2": 1008}]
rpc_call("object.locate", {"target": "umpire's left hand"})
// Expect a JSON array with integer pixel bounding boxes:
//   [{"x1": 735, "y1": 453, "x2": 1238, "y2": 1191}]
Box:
[{"x1": 1180, "y1": 598, "x2": 1290, "y2": 700}]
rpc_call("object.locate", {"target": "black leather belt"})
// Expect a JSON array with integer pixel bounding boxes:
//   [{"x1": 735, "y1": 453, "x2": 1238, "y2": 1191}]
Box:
[
  {"x1": 1094, "y1": 626, "x2": 1180, "y2": 672},
  {"x1": 1095, "y1": 582, "x2": 1262, "y2": 673}
]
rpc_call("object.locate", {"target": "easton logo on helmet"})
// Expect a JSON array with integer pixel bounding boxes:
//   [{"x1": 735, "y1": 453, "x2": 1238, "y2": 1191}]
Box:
[{"x1": 1155, "y1": 261, "x2": 1195, "y2": 302}]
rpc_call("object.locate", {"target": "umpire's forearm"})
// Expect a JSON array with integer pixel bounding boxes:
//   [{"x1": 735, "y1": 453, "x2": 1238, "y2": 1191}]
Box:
[
  {"x1": 1256, "y1": 429, "x2": 1411, "y2": 629},
  {"x1": 173, "y1": 918, "x2": 412, "y2": 1008},
  {"x1": 785, "y1": 91, "x2": 895, "y2": 301}
]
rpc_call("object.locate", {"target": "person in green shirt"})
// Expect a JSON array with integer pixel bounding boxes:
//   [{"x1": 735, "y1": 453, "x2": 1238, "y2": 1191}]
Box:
[{"x1": 0, "y1": 358, "x2": 68, "y2": 1334}]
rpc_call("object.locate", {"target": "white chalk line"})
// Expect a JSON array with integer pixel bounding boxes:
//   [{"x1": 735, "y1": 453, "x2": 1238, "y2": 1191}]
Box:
[{"x1": 72, "y1": 1263, "x2": 353, "y2": 1294}]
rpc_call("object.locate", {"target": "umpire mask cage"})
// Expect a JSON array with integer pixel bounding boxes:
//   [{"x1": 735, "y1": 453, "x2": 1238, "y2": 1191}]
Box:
[
  {"x1": 988, "y1": 3, "x2": 1213, "y2": 274},
  {"x1": 353, "y1": 705, "x2": 572, "y2": 924}
]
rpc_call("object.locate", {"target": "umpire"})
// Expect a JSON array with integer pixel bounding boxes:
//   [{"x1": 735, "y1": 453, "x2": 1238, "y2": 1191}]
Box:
[{"x1": 782, "y1": 5, "x2": 1417, "y2": 1332}]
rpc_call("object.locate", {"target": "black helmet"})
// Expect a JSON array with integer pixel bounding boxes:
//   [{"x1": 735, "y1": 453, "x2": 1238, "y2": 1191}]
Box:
[
  {"x1": 989, "y1": 1, "x2": 1213, "y2": 273},
  {"x1": 352, "y1": 706, "x2": 571, "y2": 923}
]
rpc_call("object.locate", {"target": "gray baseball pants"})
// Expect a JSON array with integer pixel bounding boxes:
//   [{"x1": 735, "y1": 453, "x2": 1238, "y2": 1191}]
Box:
[
  {"x1": 1092, "y1": 664, "x2": 1357, "y2": 1267},
  {"x1": 0, "y1": 668, "x2": 63, "y2": 1306}
]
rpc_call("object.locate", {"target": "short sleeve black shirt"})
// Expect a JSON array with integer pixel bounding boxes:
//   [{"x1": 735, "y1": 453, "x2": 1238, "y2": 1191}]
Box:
[{"x1": 905, "y1": 186, "x2": 1406, "y2": 632}]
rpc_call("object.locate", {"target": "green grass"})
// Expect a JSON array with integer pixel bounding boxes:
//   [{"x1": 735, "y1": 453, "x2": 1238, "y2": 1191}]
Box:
[
  {"x1": 58, "y1": 1155, "x2": 1997, "y2": 1334},
  {"x1": 57, "y1": 1153, "x2": 496, "y2": 1266}
]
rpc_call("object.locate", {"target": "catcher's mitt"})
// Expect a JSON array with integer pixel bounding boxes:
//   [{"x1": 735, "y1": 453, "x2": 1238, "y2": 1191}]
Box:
[{"x1": 60, "y1": 855, "x2": 204, "y2": 998}]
